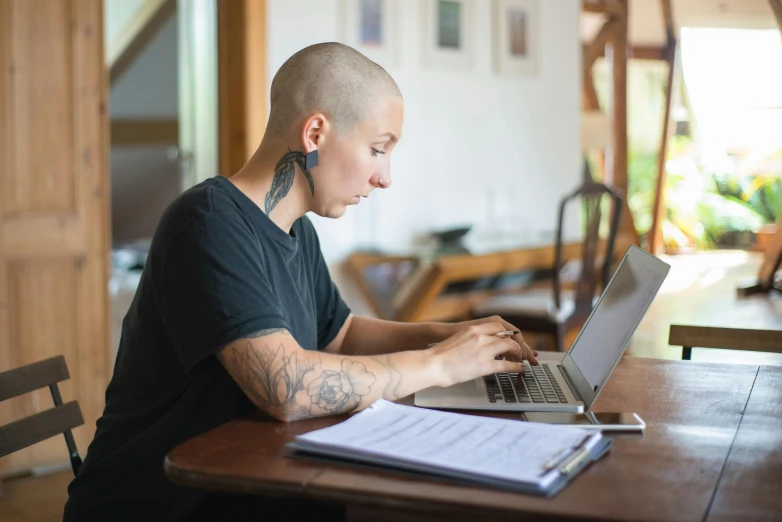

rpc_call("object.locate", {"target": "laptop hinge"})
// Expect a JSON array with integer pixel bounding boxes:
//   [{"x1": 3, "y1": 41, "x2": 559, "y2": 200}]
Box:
[{"x1": 558, "y1": 364, "x2": 581, "y2": 402}]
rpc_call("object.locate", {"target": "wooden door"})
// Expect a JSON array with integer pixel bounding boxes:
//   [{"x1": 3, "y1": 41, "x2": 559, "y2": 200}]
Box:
[{"x1": 0, "y1": 0, "x2": 110, "y2": 476}]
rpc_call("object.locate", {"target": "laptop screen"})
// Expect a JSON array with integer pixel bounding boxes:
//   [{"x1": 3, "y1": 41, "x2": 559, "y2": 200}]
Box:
[{"x1": 567, "y1": 247, "x2": 669, "y2": 391}]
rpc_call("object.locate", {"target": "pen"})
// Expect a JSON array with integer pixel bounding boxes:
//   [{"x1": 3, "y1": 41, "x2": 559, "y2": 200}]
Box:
[
  {"x1": 539, "y1": 435, "x2": 591, "y2": 474},
  {"x1": 558, "y1": 446, "x2": 593, "y2": 475},
  {"x1": 427, "y1": 330, "x2": 520, "y2": 348}
]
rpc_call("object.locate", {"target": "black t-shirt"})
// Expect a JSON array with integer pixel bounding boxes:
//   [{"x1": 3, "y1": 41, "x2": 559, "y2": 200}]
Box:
[{"x1": 63, "y1": 176, "x2": 351, "y2": 521}]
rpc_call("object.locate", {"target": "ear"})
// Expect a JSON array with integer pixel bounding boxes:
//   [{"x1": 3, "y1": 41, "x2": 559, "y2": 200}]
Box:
[{"x1": 301, "y1": 113, "x2": 328, "y2": 153}]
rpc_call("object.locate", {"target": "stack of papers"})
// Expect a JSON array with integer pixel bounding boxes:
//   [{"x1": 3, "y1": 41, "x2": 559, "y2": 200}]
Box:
[{"x1": 287, "y1": 400, "x2": 610, "y2": 496}]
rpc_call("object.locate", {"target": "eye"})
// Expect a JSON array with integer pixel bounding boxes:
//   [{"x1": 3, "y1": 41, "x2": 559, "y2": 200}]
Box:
[{"x1": 371, "y1": 147, "x2": 385, "y2": 157}]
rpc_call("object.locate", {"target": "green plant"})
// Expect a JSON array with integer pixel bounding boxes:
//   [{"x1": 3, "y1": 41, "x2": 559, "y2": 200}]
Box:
[
  {"x1": 626, "y1": 148, "x2": 659, "y2": 237},
  {"x1": 712, "y1": 174, "x2": 782, "y2": 224}
]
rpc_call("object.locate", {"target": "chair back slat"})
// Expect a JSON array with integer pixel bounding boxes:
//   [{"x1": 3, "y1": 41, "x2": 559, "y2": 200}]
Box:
[
  {"x1": 575, "y1": 192, "x2": 603, "y2": 310},
  {"x1": 0, "y1": 401, "x2": 83, "y2": 458},
  {"x1": 0, "y1": 355, "x2": 69, "y2": 402},
  {"x1": 553, "y1": 161, "x2": 623, "y2": 313}
]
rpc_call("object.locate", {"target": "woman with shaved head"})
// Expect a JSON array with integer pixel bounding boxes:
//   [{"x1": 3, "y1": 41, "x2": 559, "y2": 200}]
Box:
[{"x1": 64, "y1": 43, "x2": 535, "y2": 521}]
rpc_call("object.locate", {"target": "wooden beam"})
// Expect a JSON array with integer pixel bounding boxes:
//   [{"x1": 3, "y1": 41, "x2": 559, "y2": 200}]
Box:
[
  {"x1": 631, "y1": 46, "x2": 666, "y2": 61},
  {"x1": 649, "y1": 0, "x2": 677, "y2": 254},
  {"x1": 582, "y1": 23, "x2": 613, "y2": 111},
  {"x1": 592, "y1": 45, "x2": 667, "y2": 61},
  {"x1": 583, "y1": 68, "x2": 601, "y2": 111},
  {"x1": 108, "y1": 0, "x2": 176, "y2": 85},
  {"x1": 583, "y1": 1, "x2": 626, "y2": 17},
  {"x1": 110, "y1": 119, "x2": 178, "y2": 146},
  {"x1": 769, "y1": 0, "x2": 782, "y2": 33},
  {"x1": 583, "y1": 19, "x2": 618, "y2": 70},
  {"x1": 217, "y1": 0, "x2": 267, "y2": 177}
]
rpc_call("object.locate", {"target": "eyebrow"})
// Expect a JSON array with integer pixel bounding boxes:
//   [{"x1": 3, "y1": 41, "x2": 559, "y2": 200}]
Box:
[{"x1": 377, "y1": 132, "x2": 399, "y2": 143}]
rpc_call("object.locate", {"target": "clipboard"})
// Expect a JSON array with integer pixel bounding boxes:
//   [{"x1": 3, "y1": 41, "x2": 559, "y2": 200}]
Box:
[{"x1": 286, "y1": 400, "x2": 611, "y2": 497}]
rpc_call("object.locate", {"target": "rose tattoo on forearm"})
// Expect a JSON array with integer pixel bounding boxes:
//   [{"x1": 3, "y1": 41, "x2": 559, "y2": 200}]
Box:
[{"x1": 307, "y1": 359, "x2": 376, "y2": 412}]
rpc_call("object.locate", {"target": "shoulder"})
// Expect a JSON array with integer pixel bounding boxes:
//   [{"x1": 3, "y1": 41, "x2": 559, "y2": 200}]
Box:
[
  {"x1": 155, "y1": 178, "x2": 254, "y2": 246},
  {"x1": 149, "y1": 179, "x2": 259, "y2": 272}
]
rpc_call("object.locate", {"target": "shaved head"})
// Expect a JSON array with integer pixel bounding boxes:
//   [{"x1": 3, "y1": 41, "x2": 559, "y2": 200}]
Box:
[{"x1": 266, "y1": 42, "x2": 402, "y2": 137}]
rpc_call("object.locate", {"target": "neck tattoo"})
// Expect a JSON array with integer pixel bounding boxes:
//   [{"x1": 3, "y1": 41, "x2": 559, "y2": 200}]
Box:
[{"x1": 264, "y1": 150, "x2": 316, "y2": 215}]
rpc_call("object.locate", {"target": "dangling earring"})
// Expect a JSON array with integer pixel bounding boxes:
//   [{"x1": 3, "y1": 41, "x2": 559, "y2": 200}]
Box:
[{"x1": 304, "y1": 149, "x2": 319, "y2": 170}]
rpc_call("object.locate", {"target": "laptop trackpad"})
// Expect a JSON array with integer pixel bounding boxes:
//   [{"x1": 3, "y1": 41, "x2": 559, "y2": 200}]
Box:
[{"x1": 414, "y1": 379, "x2": 486, "y2": 408}]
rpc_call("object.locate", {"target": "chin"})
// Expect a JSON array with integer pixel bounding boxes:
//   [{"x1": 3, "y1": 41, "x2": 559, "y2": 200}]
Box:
[
  {"x1": 329, "y1": 205, "x2": 349, "y2": 219},
  {"x1": 313, "y1": 203, "x2": 348, "y2": 219}
]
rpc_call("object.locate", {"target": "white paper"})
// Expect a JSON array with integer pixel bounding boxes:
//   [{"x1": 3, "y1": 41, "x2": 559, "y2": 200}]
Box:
[{"x1": 295, "y1": 400, "x2": 598, "y2": 486}]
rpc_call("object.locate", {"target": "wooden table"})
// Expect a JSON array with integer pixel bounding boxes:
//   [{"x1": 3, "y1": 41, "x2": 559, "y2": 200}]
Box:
[{"x1": 165, "y1": 357, "x2": 782, "y2": 522}]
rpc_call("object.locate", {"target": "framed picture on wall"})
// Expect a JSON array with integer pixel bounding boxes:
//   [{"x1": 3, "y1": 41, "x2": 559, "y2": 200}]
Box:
[
  {"x1": 339, "y1": 0, "x2": 399, "y2": 69},
  {"x1": 422, "y1": 0, "x2": 474, "y2": 70},
  {"x1": 493, "y1": 0, "x2": 539, "y2": 77}
]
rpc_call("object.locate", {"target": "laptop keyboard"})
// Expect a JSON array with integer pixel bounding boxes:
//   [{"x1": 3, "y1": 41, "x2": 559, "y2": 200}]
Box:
[{"x1": 483, "y1": 363, "x2": 568, "y2": 404}]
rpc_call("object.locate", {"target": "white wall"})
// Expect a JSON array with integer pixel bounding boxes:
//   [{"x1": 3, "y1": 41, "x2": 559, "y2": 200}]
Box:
[{"x1": 267, "y1": 0, "x2": 582, "y2": 264}]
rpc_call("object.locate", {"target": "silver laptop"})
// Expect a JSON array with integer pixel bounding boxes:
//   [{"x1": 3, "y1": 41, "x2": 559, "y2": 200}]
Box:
[{"x1": 415, "y1": 245, "x2": 670, "y2": 413}]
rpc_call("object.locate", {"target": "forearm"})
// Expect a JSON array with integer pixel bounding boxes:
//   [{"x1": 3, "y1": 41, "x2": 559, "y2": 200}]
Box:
[
  {"x1": 219, "y1": 335, "x2": 444, "y2": 422},
  {"x1": 340, "y1": 316, "x2": 455, "y2": 356}
]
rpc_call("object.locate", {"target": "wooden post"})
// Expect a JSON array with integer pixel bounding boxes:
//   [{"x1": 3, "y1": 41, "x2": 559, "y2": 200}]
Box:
[
  {"x1": 607, "y1": 0, "x2": 639, "y2": 246},
  {"x1": 609, "y1": 0, "x2": 628, "y2": 191},
  {"x1": 737, "y1": 0, "x2": 782, "y2": 294},
  {"x1": 770, "y1": 0, "x2": 782, "y2": 30},
  {"x1": 217, "y1": 0, "x2": 267, "y2": 178},
  {"x1": 218, "y1": 0, "x2": 247, "y2": 178},
  {"x1": 649, "y1": 0, "x2": 676, "y2": 254}
]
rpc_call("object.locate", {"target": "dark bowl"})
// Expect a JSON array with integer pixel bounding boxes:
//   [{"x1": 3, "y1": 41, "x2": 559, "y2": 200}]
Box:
[{"x1": 432, "y1": 226, "x2": 472, "y2": 243}]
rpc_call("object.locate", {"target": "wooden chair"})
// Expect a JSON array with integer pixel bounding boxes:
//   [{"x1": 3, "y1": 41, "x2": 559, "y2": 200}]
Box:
[
  {"x1": 472, "y1": 163, "x2": 623, "y2": 352},
  {"x1": 669, "y1": 324, "x2": 782, "y2": 361},
  {"x1": 0, "y1": 356, "x2": 84, "y2": 475}
]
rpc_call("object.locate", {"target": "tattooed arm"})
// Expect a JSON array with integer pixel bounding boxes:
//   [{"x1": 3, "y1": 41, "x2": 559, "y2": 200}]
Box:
[
  {"x1": 217, "y1": 323, "x2": 525, "y2": 422},
  {"x1": 217, "y1": 328, "x2": 436, "y2": 421}
]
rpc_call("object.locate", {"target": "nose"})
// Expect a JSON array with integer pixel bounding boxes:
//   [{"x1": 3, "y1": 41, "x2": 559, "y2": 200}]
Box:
[{"x1": 371, "y1": 172, "x2": 392, "y2": 189}]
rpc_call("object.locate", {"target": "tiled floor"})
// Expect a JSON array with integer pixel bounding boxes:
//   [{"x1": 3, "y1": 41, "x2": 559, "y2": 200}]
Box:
[
  {"x1": 628, "y1": 250, "x2": 782, "y2": 365},
  {"x1": 2, "y1": 250, "x2": 781, "y2": 521}
]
